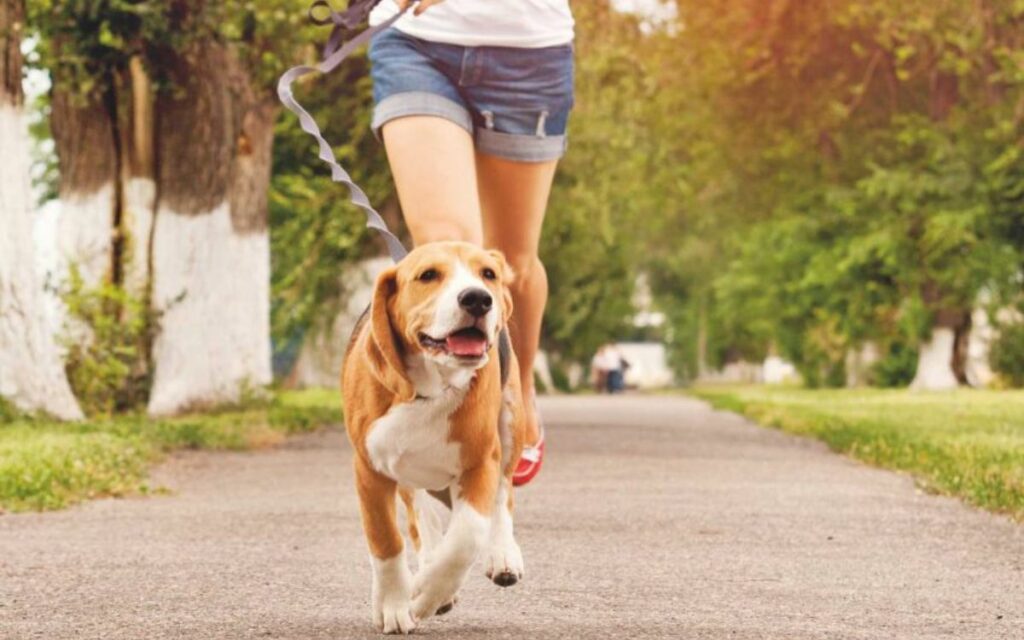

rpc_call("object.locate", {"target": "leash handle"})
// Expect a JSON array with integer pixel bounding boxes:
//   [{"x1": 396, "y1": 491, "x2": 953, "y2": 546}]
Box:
[
  {"x1": 308, "y1": 0, "x2": 387, "y2": 57},
  {"x1": 278, "y1": 1, "x2": 414, "y2": 263}
]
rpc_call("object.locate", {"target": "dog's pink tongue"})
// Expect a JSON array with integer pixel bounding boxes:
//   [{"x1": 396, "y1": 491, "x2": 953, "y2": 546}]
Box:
[{"x1": 447, "y1": 333, "x2": 487, "y2": 357}]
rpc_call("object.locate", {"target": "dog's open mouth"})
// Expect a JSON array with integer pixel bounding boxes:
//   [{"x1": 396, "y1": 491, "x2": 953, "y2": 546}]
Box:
[{"x1": 419, "y1": 327, "x2": 489, "y2": 359}]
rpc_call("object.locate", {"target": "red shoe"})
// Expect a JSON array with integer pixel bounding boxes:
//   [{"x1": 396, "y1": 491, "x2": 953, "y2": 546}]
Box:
[{"x1": 513, "y1": 426, "x2": 544, "y2": 487}]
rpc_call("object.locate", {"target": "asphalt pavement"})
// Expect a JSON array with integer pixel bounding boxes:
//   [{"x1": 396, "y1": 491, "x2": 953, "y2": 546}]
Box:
[{"x1": 2, "y1": 395, "x2": 1022, "y2": 639}]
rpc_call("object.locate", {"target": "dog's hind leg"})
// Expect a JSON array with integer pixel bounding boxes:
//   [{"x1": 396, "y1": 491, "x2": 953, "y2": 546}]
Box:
[
  {"x1": 410, "y1": 489, "x2": 449, "y2": 570},
  {"x1": 398, "y1": 488, "x2": 422, "y2": 555},
  {"x1": 411, "y1": 463, "x2": 496, "y2": 620},
  {"x1": 407, "y1": 489, "x2": 456, "y2": 615}
]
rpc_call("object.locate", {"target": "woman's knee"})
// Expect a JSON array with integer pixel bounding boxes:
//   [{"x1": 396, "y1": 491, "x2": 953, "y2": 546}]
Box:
[{"x1": 503, "y1": 252, "x2": 545, "y2": 287}]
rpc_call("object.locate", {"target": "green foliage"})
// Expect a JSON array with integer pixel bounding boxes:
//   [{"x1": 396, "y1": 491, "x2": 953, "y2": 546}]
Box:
[
  {"x1": 0, "y1": 396, "x2": 24, "y2": 424},
  {"x1": 27, "y1": 1, "x2": 320, "y2": 96},
  {"x1": 693, "y1": 386, "x2": 1024, "y2": 520},
  {"x1": 25, "y1": 0, "x2": 1024, "y2": 389},
  {"x1": 27, "y1": 0, "x2": 164, "y2": 96},
  {"x1": 645, "y1": 0, "x2": 1024, "y2": 385},
  {"x1": 0, "y1": 389, "x2": 341, "y2": 512},
  {"x1": 59, "y1": 266, "x2": 156, "y2": 417},
  {"x1": 0, "y1": 425, "x2": 151, "y2": 511},
  {"x1": 870, "y1": 340, "x2": 919, "y2": 388},
  {"x1": 990, "y1": 323, "x2": 1024, "y2": 388},
  {"x1": 539, "y1": 3, "x2": 663, "y2": 362}
]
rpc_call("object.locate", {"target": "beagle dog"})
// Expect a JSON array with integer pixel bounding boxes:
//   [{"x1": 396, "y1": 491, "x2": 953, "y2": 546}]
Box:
[{"x1": 342, "y1": 241, "x2": 527, "y2": 634}]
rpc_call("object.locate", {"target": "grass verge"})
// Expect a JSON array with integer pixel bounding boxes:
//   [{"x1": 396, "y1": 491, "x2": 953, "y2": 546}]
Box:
[
  {"x1": 691, "y1": 386, "x2": 1024, "y2": 521},
  {"x1": 0, "y1": 389, "x2": 341, "y2": 513}
]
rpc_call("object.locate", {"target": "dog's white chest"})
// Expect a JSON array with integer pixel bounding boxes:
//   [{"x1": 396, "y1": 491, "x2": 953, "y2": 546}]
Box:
[{"x1": 366, "y1": 391, "x2": 464, "y2": 491}]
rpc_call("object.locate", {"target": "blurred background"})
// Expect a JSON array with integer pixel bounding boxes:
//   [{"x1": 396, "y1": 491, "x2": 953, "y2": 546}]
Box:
[{"x1": 2, "y1": 0, "x2": 1023, "y2": 424}]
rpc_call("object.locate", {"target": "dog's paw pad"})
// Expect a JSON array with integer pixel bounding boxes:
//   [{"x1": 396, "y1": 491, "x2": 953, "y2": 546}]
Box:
[
  {"x1": 491, "y1": 571, "x2": 519, "y2": 588},
  {"x1": 435, "y1": 600, "x2": 455, "y2": 616}
]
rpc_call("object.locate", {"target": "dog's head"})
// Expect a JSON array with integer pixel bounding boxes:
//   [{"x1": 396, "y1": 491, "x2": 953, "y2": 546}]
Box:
[{"x1": 364, "y1": 242, "x2": 514, "y2": 399}]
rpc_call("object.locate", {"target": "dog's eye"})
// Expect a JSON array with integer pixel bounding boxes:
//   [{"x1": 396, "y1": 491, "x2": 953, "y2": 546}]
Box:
[
  {"x1": 418, "y1": 269, "x2": 440, "y2": 282},
  {"x1": 481, "y1": 268, "x2": 497, "y2": 280}
]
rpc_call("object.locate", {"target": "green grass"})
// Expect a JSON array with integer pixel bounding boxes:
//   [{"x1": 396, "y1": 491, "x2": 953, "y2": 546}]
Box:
[
  {"x1": 691, "y1": 386, "x2": 1024, "y2": 520},
  {"x1": 0, "y1": 389, "x2": 341, "y2": 513}
]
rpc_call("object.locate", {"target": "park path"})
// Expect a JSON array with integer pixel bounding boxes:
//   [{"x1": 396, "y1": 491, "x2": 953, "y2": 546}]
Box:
[{"x1": 1, "y1": 395, "x2": 1022, "y2": 639}]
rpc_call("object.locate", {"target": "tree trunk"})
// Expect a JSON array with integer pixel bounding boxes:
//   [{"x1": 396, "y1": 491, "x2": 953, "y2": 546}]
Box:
[
  {"x1": 908, "y1": 66, "x2": 967, "y2": 392},
  {"x1": 120, "y1": 56, "x2": 156, "y2": 296},
  {"x1": 50, "y1": 82, "x2": 117, "y2": 287},
  {"x1": 51, "y1": 56, "x2": 155, "y2": 293},
  {"x1": 0, "y1": 0, "x2": 83, "y2": 419},
  {"x1": 695, "y1": 297, "x2": 709, "y2": 380},
  {"x1": 147, "y1": 39, "x2": 276, "y2": 415},
  {"x1": 910, "y1": 308, "x2": 970, "y2": 391},
  {"x1": 845, "y1": 341, "x2": 880, "y2": 388}
]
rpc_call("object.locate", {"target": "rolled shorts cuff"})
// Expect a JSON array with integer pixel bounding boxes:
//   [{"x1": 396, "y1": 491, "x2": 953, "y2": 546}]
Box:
[
  {"x1": 371, "y1": 91, "x2": 473, "y2": 139},
  {"x1": 475, "y1": 128, "x2": 568, "y2": 163}
]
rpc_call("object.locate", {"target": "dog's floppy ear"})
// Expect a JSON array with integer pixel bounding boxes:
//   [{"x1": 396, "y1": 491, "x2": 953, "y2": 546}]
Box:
[
  {"x1": 365, "y1": 266, "x2": 415, "y2": 402},
  {"x1": 488, "y1": 250, "x2": 515, "y2": 325}
]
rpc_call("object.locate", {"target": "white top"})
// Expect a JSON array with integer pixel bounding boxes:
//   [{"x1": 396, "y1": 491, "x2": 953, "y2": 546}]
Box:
[
  {"x1": 591, "y1": 346, "x2": 624, "y2": 372},
  {"x1": 369, "y1": 0, "x2": 574, "y2": 48}
]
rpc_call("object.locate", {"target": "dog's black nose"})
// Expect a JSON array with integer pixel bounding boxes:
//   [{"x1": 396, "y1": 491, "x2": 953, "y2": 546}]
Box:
[{"x1": 458, "y1": 288, "x2": 493, "y2": 317}]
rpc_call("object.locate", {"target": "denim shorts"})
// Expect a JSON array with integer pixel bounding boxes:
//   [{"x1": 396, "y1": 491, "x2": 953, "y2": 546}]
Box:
[{"x1": 368, "y1": 28, "x2": 575, "y2": 162}]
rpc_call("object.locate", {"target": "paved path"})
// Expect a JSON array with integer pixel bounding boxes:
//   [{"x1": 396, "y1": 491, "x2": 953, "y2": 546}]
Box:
[{"x1": 2, "y1": 396, "x2": 1022, "y2": 639}]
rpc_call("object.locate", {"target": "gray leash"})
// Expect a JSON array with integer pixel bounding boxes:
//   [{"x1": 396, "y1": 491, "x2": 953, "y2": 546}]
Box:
[{"x1": 277, "y1": 1, "x2": 413, "y2": 263}]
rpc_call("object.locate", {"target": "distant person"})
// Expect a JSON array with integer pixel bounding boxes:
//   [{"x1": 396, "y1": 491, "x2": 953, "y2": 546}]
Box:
[
  {"x1": 590, "y1": 346, "x2": 610, "y2": 392},
  {"x1": 605, "y1": 343, "x2": 629, "y2": 393},
  {"x1": 592, "y1": 343, "x2": 628, "y2": 394}
]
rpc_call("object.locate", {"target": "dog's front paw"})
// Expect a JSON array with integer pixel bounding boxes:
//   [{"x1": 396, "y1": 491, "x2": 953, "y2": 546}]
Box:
[
  {"x1": 484, "y1": 539, "x2": 524, "y2": 587},
  {"x1": 373, "y1": 598, "x2": 416, "y2": 635},
  {"x1": 372, "y1": 557, "x2": 417, "y2": 635}
]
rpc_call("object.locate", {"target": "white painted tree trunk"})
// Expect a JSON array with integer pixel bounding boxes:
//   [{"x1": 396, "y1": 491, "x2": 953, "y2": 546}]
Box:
[
  {"x1": 965, "y1": 307, "x2": 997, "y2": 388},
  {"x1": 910, "y1": 327, "x2": 960, "y2": 390},
  {"x1": 533, "y1": 350, "x2": 556, "y2": 394},
  {"x1": 121, "y1": 57, "x2": 156, "y2": 296},
  {"x1": 122, "y1": 177, "x2": 155, "y2": 294},
  {"x1": 144, "y1": 38, "x2": 276, "y2": 416},
  {"x1": 56, "y1": 186, "x2": 114, "y2": 286},
  {"x1": 147, "y1": 204, "x2": 271, "y2": 414},
  {"x1": 0, "y1": 103, "x2": 83, "y2": 419},
  {"x1": 763, "y1": 354, "x2": 799, "y2": 385},
  {"x1": 845, "y1": 341, "x2": 880, "y2": 388}
]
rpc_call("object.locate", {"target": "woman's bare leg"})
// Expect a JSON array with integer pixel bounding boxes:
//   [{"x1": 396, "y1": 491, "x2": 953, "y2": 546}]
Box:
[
  {"x1": 477, "y1": 153, "x2": 559, "y2": 445},
  {"x1": 381, "y1": 117, "x2": 483, "y2": 245}
]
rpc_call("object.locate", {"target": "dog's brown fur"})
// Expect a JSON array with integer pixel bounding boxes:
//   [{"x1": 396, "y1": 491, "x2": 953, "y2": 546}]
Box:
[{"x1": 342, "y1": 243, "x2": 525, "y2": 562}]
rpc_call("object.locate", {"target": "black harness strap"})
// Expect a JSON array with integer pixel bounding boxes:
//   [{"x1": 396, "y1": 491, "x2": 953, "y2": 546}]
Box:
[{"x1": 498, "y1": 329, "x2": 512, "y2": 387}]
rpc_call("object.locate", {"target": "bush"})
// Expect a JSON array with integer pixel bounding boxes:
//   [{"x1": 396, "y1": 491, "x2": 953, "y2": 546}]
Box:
[
  {"x1": 0, "y1": 396, "x2": 23, "y2": 423},
  {"x1": 59, "y1": 267, "x2": 160, "y2": 417},
  {"x1": 990, "y1": 323, "x2": 1024, "y2": 388},
  {"x1": 872, "y1": 341, "x2": 919, "y2": 388}
]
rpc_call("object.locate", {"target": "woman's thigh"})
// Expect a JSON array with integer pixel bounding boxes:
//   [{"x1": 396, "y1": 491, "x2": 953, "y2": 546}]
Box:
[
  {"x1": 381, "y1": 117, "x2": 482, "y2": 245},
  {"x1": 370, "y1": 29, "x2": 483, "y2": 245}
]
